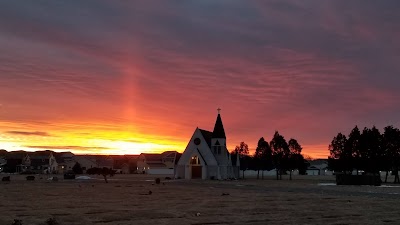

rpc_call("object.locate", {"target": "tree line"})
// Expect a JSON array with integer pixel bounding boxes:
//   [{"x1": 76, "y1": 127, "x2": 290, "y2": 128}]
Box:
[
  {"x1": 231, "y1": 131, "x2": 307, "y2": 180},
  {"x1": 328, "y1": 125, "x2": 400, "y2": 183}
]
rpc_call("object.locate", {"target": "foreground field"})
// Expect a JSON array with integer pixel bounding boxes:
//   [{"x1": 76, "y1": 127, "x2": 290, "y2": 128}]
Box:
[{"x1": 1, "y1": 174, "x2": 400, "y2": 225}]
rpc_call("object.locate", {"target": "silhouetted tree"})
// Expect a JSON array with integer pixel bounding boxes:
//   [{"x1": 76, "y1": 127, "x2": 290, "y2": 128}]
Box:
[
  {"x1": 287, "y1": 138, "x2": 304, "y2": 180},
  {"x1": 270, "y1": 131, "x2": 289, "y2": 180},
  {"x1": 288, "y1": 138, "x2": 302, "y2": 155},
  {"x1": 329, "y1": 132, "x2": 351, "y2": 174},
  {"x1": 329, "y1": 125, "x2": 400, "y2": 183},
  {"x1": 87, "y1": 167, "x2": 116, "y2": 183},
  {"x1": 382, "y1": 126, "x2": 400, "y2": 183},
  {"x1": 235, "y1": 142, "x2": 249, "y2": 157},
  {"x1": 346, "y1": 126, "x2": 361, "y2": 174},
  {"x1": 254, "y1": 137, "x2": 272, "y2": 179},
  {"x1": 72, "y1": 162, "x2": 83, "y2": 174},
  {"x1": 262, "y1": 140, "x2": 273, "y2": 179},
  {"x1": 234, "y1": 142, "x2": 250, "y2": 179},
  {"x1": 359, "y1": 126, "x2": 383, "y2": 174}
]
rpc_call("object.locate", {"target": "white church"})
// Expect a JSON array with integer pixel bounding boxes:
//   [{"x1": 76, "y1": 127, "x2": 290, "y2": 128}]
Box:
[{"x1": 175, "y1": 110, "x2": 240, "y2": 180}]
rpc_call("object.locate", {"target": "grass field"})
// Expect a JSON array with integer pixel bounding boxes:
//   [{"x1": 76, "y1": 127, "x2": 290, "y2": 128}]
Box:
[{"x1": 1, "y1": 174, "x2": 400, "y2": 225}]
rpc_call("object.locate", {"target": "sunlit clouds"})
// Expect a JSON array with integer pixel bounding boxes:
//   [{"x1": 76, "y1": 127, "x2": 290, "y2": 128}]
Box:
[{"x1": 1, "y1": 1, "x2": 400, "y2": 157}]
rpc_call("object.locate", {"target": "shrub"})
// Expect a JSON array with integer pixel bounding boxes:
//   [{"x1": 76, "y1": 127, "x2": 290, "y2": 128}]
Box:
[
  {"x1": 72, "y1": 162, "x2": 83, "y2": 174},
  {"x1": 155, "y1": 178, "x2": 161, "y2": 184}
]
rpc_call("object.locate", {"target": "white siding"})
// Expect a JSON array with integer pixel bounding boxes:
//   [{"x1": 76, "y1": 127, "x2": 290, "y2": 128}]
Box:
[{"x1": 147, "y1": 168, "x2": 174, "y2": 175}]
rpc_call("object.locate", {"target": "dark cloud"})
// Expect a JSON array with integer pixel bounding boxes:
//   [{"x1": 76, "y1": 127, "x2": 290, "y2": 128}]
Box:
[
  {"x1": 5, "y1": 131, "x2": 52, "y2": 137},
  {"x1": 25, "y1": 146, "x2": 111, "y2": 150}
]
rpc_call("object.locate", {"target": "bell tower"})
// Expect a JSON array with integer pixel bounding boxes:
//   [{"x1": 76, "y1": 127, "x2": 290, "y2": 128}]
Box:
[{"x1": 211, "y1": 108, "x2": 228, "y2": 165}]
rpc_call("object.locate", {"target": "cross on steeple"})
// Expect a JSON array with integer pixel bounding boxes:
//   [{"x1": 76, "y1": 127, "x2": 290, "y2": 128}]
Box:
[{"x1": 217, "y1": 108, "x2": 221, "y2": 114}]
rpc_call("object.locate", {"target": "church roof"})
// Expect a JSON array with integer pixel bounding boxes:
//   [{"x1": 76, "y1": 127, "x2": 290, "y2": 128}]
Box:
[
  {"x1": 212, "y1": 113, "x2": 226, "y2": 138},
  {"x1": 199, "y1": 129, "x2": 212, "y2": 148}
]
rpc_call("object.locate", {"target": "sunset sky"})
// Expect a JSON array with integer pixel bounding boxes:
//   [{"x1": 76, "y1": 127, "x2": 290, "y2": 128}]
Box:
[{"x1": 0, "y1": 1, "x2": 399, "y2": 158}]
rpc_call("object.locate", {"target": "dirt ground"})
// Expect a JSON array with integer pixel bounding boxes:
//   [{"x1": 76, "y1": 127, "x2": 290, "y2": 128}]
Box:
[{"x1": 1, "y1": 174, "x2": 400, "y2": 225}]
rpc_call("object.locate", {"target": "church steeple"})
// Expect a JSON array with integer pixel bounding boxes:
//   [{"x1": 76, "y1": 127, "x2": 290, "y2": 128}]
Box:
[{"x1": 212, "y1": 108, "x2": 226, "y2": 138}]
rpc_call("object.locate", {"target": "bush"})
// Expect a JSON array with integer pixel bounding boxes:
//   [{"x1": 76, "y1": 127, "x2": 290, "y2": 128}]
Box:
[
  {"x1": 72, "y1": 162, "x2": 83, "y2": 174},
  {"x1": 155, "y1": 178, "x2": 161, "y2": 184}
]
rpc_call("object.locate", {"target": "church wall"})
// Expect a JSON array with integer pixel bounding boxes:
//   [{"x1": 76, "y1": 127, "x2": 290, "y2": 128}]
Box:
[
  {"x1": 207, "y1": 166, "x2": 218, "y2": 179},
  {"x1": 177, "y1": 129, "x2": 218, "y2": 167},
  {"x1": 211, "y1": 139, "x2": 230, "y2": 166},
  {"x1": 202, "y1": 165, "x2": 207, "y2": 179},
  {"x1": 219, "y1": 166, "x2": 228, "y2": 179},
  {"x1": 175, "y1": 165, "x2": 185, "y2": 179}
]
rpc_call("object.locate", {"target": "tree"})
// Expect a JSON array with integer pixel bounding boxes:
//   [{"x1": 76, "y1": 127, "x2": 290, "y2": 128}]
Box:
[
  {"x1": 328, "y1": 132, "x2": 351, "y2": 174},
  {"x1": 233, "y1": 142, "x2": 250, "y2": 179},
  {"x1": 254, "y1": 137, "x2": 272, "y2": 179},
  {"x1": 346, "y1": 126, "x2": 361, "y2": 174},
  {"x1": 288, "y1": 138, "x2": 302, "y2": 155},
  {"x1": 270, "y1": 131, "x2": 289, "y2": 180},
  {"x1": 87, "y1": 167, "x2": 116, "y2": 183},
  {"x1": 235, "y1": 142, "x2": 249, "y2": 157},
  {"x1": 382, "y1": 126, "x2": 400, "y2": 183},
  {"x1": 287, "y1": 138, "x2": 303, "y2": 180},
  {"x1": 72, "y1": 162, "x2": 83, "y2": 174},
  {"x1": 359, "y1": 126, "x2": 383, "y2": 174}
]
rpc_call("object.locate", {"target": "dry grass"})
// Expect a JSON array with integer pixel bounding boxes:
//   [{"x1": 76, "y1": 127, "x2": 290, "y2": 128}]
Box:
[{"x1": 1, "y1": 174, "x2": 400, "y2": 225}]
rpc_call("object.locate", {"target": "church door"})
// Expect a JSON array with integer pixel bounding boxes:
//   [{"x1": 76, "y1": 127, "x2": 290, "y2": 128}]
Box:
[
  {"x1": 192, "y1": 166, "x2": 202, "y2": 179},
  {"x1": 190, "y1": 156, "x2": 202, "y2": 179}
]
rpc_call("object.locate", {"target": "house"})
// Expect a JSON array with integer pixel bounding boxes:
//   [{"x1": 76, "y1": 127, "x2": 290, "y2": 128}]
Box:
[
  {"x1": 111, "y1": 155, "x2": 139, "y2": 174},
  {"x1": 71, "y1": 155, "x2": 98, "y2": 172},
  {"x1": 306, "y1": 166, "x2": 321, "y2": 175},
  {"x1": 54, "y1": 152, "x2": 76, "y2": 174},
  {"x1": 0, "y1": 158, "x2": 6, "y2": 173},
  {"x1": 95, "y1": 156, "x2": 114, "y2": 169},
  {"x1": 306, "y1": 159, "x2": 331, "y2": 175},
  {"x1": 175, "y1": 110, "x2": 240, "y2": 180},
  {"x1": 137, "y1": 151, "x2": 180, "y2": 175},
  {"x1": 0, "y1": 150, "x2": 6, "y2": 173},
  {"x1": 21, "y1": 151, "x2": 59, "y2": 174},
  {"x1": 3, "y1": 151, "x2": 28, "y2": 173}
]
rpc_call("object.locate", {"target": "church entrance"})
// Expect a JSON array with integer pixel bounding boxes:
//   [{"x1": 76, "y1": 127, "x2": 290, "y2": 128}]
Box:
[
  {"x1": 190, "y1": 156, "x2": 202, "y2": 179},
  {"x1": 192, "y1": 166, "x2": 202, "y2": 179}
]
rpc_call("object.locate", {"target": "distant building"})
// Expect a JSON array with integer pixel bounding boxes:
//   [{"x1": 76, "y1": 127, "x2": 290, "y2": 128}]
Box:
[
  {"x1": 0, "y1": 158, "x2": 6, "y2": 173},
  {"x1": 111, "y1": 155, "x2": 139, "y2": 174},
  {"x1": 55, "y1": 152, "x2": 76, "y2": 174},
  {"x1": 137, "y1": 151, "x2": 180, "y2": 175},
  {"x1": 175, "y1": 110, "x2": 240, "y2": 180},
  {"x1": 3, "y1": 150, "x2": 59, "y2": 174},
  {"x1": 306, "y1": 159, "x2": 330, "y2": 175},
  {"x1": 3, "y1": 151, "x2": 26, "y2": 173}
]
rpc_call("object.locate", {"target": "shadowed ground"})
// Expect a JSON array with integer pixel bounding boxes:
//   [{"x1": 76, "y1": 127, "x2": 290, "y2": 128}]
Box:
[{"x1": 1, "y1": 174, "x2": 400, "y2": 225}]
